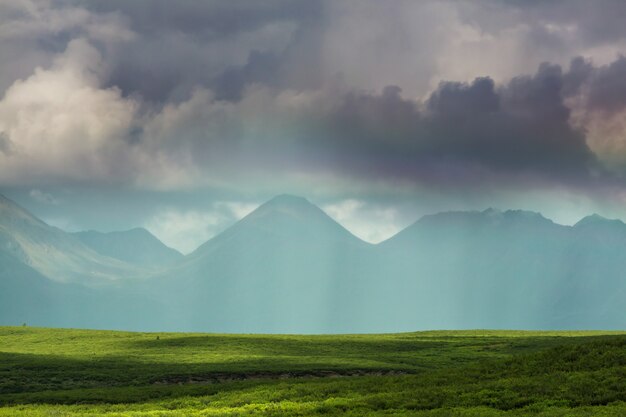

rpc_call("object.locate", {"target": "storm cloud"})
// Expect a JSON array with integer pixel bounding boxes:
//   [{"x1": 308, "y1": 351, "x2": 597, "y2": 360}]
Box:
[{"x1": 3, "y1": 0, "x2": 626, "y2": 247}]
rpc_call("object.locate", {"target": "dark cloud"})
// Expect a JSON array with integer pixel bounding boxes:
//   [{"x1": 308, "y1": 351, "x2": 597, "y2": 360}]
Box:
[
  {"x1": 79, "y1": 0, "x2": 322, "y2": 38},
  {"x1": 586, "y1": 56, "x2": 626, "y2": 113},
  {"x1": 332, "y1": 85, "x2": 421, "y2": 144},
  {"x1": 282, "y1": 64, "x2": 596, "y2": 183},
  {"x1": 428, "y1": 77, "x2": 499, "y2": 116},
  {"x1": 6, "y1": 0, "x2": 626, "y2": 108},
  {"x1": 551, "y1": 55, "x2": 626, "y2": 115},
  {"x1": 0, "y1": 0, "x2": 625, "y2": 195},
  {"x1": 213, "y1": 50, "x2": 282, "y2": 101},
  {"x1": 5, "y1": 0, "x2": 626, "y2": 243},
  {"x1": 479, "y1": 64, "x2": 592, "y2": 174},
  {"x1": 526, "y1": 0, "x2": 626, "y2": 44},
  {"x1": 0, "y1": 133, "x2": 13, "y2": 156},
  {"x1": 89, "y1": 0, "x2": 324, "y2": 103},
  {"x1": 460, "y1": 0, "x2": 626, "y2": 46},
  {"x1": 127, "y1": 60, "x2": 604, "y2": 190},
  {"x1": 562, "y1": 56, "x2": 594, "y2": 97},
  {"x1": 0, "y1": 1, "x2": 322, "y2": 103}
]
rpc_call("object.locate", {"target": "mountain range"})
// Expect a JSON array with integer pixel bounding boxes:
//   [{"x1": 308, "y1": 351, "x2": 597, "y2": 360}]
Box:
[{"x1": 1, "y1": 193, "x2": 625, "y2": 332}]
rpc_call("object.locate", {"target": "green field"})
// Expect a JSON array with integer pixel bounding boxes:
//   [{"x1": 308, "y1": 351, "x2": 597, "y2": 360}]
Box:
[{"x1": 1, "y1": 327, "x2": 626, "y2": 416}]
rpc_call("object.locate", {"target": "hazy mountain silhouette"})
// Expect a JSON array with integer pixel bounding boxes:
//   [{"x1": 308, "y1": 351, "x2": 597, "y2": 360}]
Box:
[
  {"x1": 74, "y1": 228, "x2": 182, "y2": 268},
  {"x1": 0, "y1": 195, "x2": 140, "y2": 286},
  {"x1": 0, "y1": 249, "x2": 169, "y2": 329},
  {"x1": 148, "y1": 194, "x2": 374, "y2": 332},
  {"x1": 1, "y1": 193, "x2": 625, "y2": 332},
  {"x1": 377, "y1": 209, "x2": 567, "y2": 328},
  {"x1": 379, "y1": 209, "x2": 626, "y2": 330}
]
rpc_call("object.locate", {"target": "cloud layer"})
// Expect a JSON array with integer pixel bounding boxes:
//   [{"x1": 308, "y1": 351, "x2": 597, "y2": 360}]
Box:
[{"x1": 3, "y1": 0, "x2": 626, "y2": 245}]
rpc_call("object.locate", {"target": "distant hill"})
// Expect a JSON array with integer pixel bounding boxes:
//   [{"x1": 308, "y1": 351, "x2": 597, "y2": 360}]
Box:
[
  {"x1": 0, "y1": 196, "x2": 173, "y2": 329},
  {"x1": 0, "y1": 249, "x2": 169, "y2": 330},
  {"x1": 149, "y1": 194, "x2": 374, "y2": 333},
  {"x1": 1, "y1": 193, "x2": 625, "y2": 332},
  {"x1": 74, "y1": 228, "x2": 182, "y2": 268},
  {"x1": 0, "y1": 195, "x2": 140, "y2": 285},
  {"x1": 379, "y1": 209, "x2": 626, "y2": 330}
]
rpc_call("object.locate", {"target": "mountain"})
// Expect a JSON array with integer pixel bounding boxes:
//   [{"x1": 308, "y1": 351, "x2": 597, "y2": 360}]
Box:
[
  {"x1": 573, "y1": 214, "x2": 626, "y2": 246},
  {"x1": 186, "y1": 194, "x2": 367, "y2": 263},
  {"x1": 379, "y1": 209, "x2": 626, "y2": 330},
  {"x1": 1, "y1": 193, "x2": 626, "y2": 332},
  {"x1": 0, "y1": 194, "x2": 140, "y2": 286},
  {"x1": 0, "y1": 195, "x2": 172, "y2": 329},
  {"x1": 0, "y1": 249, "x2": 170, "y2": 330},
  {"x1": 148, "y1": 194, "x2": 375, "y2": 333},
  {"x1": 563, "y1": 214, "x2": 626, "y2": 327},
  {"x1": 377, "y1": 209, "x2": 570, "y2": 329},
  {"x1": 74, "y1": 228, "x2": 182, "y2": 268}
]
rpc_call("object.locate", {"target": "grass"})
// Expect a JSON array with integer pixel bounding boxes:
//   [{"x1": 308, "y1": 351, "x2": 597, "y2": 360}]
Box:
[{"x1": 1, "y1": 327, "x2": 625, "y2": 415}]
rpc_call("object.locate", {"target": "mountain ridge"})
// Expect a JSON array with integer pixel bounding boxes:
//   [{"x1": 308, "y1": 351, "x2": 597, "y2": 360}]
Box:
[
  {"x1": 4, "y1": 192, "x2": 626, "y2": 250},
  {"x1": 189, "y1": 194, "x2": 368, "y2": 260},
  {"x1": 2, "y1": 192, "x2": 626, "y2": 332},
  {"x1": 0, "y1": 194, "x2": 142, "y2": 286},
  {"x1": 73, "y1": 227, "x2": 182, "y2": 267}
]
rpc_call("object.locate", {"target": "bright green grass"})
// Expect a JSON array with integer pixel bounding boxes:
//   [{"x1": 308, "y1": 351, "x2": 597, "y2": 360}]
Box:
[{"x1": 1, "y1": 327, "x2": 625, "y2": 416}]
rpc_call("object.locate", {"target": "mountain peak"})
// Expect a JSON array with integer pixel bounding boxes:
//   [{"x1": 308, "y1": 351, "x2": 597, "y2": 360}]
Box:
[
  {"x1": 191, "y1": 194, "x2": 366, "y2": 256},
  {"x1": 263, "y1": 194, "x2": 312, "y2": 208},
  {"x1": 502, "y1": 209, "x2": 550, "y2": 223},
  {"x1": 247, "y1": 194, "x2": 321, "y2": 220},
  {"x1": 120, "y1": 227, "x2": 154, "y2": 237},
  {"x1": 482, "y1": 207, "x2": 501, "y2": 215},
  {"x1": 574, "y1": 214, "x2": 625, "y2": 228},
  {"x1": 81, "y1": 227, "x2": 154, "y2": 237},
  {"x1": 482, "y1": 207, "x2": 548, "y2": 220},
  {"x1": 73, "y1": 227, "x2": 182, "y2": 267},
  {"x1": 418, "y1": 208, "x2": 549, "y2": 226},
  {"x1": 0, "y1": 193, "x2": 25, "y2": 209},
  {"x1": 0, "y1": 193, "x2": 47, "y2": 227}
]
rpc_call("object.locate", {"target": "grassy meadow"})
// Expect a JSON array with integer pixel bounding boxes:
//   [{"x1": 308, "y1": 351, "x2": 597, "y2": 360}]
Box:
[{"x1": 1, "y1": 327, "x2": 626, "y2": 416}]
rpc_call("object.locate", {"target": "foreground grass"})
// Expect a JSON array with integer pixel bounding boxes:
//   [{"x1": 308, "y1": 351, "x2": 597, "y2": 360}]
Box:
[{"x1": 1, "y1": 327, "x2": 625, "y2": 416}]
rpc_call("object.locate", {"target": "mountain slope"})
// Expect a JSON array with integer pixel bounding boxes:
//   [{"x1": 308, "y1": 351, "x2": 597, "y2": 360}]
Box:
[
  {"x1": 379, "y1": 209, "x2": 626, "y2": 330},
  {"x1": 189, "y1": 194, "x2": 364, "y2": 256},
  {"x1": 374, "y1": 209, "x2": 569, "y2": 328},
  {"x1": 148, "y1": 195, "x2": 376, "y2": 332},
  {"x1": 0, "y1": 249, "x2": 171, "y2": 330},
  {"x1": 2, "y1": 193, "x2": 626, "y2": 332},
  {"x1": 0, "y1": 194, "x2": 140, "y2": 286},
  {"x1": 108, "y1": 200, "x2": 626, "y2": 332},
  {"x1": 74, "y1": 228, "x2": 182, "y2": 267}
]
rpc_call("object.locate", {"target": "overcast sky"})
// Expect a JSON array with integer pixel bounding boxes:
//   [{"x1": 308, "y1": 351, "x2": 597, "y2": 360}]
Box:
[{"x1": 3, "y1": 0, "x2": 626, "y2": 253}]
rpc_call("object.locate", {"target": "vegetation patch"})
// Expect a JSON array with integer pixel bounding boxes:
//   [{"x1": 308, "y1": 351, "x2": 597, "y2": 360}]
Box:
[{"x1": 1, "y1": 327, "x2": 625, "y2": 415}]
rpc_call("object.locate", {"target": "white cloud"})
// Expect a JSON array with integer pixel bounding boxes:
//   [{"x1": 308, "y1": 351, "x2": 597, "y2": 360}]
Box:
[
  {"x1": 0, "y1": 39, "x2": 138, "y2": 184},
  {"x1": 144, "y1": 209, "x2": 225, "y2": 254},
  {"x1": 29, "y1": 189, "x2": 59, "y2": 205},
  {"x1": 216, "y1": 201, "x2": 259, "y2": 219},
  {"x1": 1, "y1": 0, "x2": 626, "y2": 211},
  {"x1": 143, "y1": 201, "x2": 259, "y2": 254},
  {"x1": 323, "y1": 199, "x2": 403, "y2": 243},
  {"x1": 0, "y1": 0, "x2": 134, "y2": 43},
  {"x1": 0, "y1": 38, "x2": 208, "y2": 189},
  {"x1": 41, "y1": 216, "x2": 78, "y2": 232}
]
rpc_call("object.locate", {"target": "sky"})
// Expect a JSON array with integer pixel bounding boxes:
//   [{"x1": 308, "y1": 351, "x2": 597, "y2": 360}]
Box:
[{"x1": 2, "y1": 0, "x2": 626, "y2": 253}]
